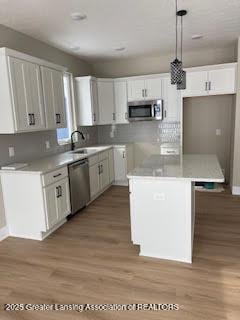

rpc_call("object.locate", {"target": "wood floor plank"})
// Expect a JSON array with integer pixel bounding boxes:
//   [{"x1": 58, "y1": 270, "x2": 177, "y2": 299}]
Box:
[{"x1": 0, "y1": 186, "x2": 240, "y2": 319}]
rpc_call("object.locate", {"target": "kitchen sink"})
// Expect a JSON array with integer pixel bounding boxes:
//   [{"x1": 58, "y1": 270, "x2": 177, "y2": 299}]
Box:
[{"x1": 71, "y1": 148, "x2": 98, "y2": 155}]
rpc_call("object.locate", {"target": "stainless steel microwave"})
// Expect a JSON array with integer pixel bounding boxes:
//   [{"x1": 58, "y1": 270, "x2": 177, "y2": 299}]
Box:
[{"x1": 128, "y1": 99, "x2": 163, "y2": 121}]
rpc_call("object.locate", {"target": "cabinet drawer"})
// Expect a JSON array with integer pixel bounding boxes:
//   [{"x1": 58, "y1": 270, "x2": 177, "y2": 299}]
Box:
[
  {"x1": 89, "y1": 154, "x2": 99, "y2": 166},
  {"x1": 42, "y1": 166, "x2": 68, "y2": 186},
  {"x1": 99, "y1": 150, "x2": 109, "y2": 161}
]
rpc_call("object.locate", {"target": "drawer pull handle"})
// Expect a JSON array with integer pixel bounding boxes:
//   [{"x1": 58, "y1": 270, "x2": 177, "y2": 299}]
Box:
[{"x1": 53, "y1": 173, "x2": 62, "y2": 178}]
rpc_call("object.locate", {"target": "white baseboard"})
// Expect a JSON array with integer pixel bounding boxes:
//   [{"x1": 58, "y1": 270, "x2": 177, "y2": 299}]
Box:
[
  {"x1": 0, "y1": 225, "x2": 9, "y2": 241},
  {"x1": 232, "y1": 186, "x2": 240, "y2": 195}
]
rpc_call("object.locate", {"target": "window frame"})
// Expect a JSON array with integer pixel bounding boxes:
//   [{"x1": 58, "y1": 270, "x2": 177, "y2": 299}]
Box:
[{"x1": 57, "y1": 72, "x2": 77, "y2": 145}]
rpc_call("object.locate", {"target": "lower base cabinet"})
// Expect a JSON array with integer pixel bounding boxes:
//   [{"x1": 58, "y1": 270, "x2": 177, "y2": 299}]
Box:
[
  {"x1": 1, "y1": 166, "x2": 71, "y2": 240},
  {"x1": 44, "y1": 177, "x2": 71, "y2": 229},
  {"x1": 89, "y1": 151, "x2": 110, "y2": 200},
  {"x1": 113, "y1": 145, "x2": 134, "y2": 185}
]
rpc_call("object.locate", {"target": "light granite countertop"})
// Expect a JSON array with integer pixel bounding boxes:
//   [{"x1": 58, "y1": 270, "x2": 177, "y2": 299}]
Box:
[
  {"x1": 0, "y1": 145, "x2": 117, "y2": 175},
  {"x1": 127, "y1": 154, "x2": 224, "y2": 182}
]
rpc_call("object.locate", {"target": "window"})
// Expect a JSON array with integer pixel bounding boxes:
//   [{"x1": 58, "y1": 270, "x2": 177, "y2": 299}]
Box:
[{"x1": 57, "y1": 73, "x2": 76, "y2": 144}]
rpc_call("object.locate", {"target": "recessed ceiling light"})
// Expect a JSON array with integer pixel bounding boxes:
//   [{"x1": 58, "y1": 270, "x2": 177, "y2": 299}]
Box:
[
  {"x1": 115, "y1": 47, "x2": 126, "y2": 52},
  {"x1": 71, "y1": 12, "x2": 87, "y2": 21},
  {"x1": 191, "y1": 34, "x2": 203, "y2": 40}
]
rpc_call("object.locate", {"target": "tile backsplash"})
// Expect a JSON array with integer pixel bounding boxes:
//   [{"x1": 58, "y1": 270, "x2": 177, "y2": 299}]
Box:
[
  {"x1": 0, "y1": 121, "x2": 180, "y2": 167},
  {"x1": 98, "y1": 121, "x2": 181, "y2": 145},
  {"x1": 0, "y1": 126, "x2": 98, "y2": 167}
]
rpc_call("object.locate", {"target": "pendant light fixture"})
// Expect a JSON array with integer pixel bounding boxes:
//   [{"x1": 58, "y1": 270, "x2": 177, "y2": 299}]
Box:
[
  {"x1": 177, "y1": 9, "x2": 187, "y2": 90},
  {"x1": 170, "y1": 0, "x2": 187, "y2": 90},
  {"x1": 170, "y1": 0, "x2": 182, "y2": 85}
]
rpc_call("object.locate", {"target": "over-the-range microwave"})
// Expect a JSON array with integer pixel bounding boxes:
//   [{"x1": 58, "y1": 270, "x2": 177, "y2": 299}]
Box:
[{"x1": 128, "y1": 99, "x2": 163, "y2": 121}]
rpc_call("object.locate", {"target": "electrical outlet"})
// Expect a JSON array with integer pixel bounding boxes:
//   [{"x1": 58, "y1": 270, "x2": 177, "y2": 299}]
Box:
[
  {"x1": 110, "y1": 131, "x2": 114, "y2": 138},
  {"x1": 8, "y1": 147, "x2": 15, "y2": 157},
  {"x1": 45, "y1": 141, "x2": 50, "y2": 149},
  {"x1": 86, "y1": 133, "x2": 90, "y2": 141}
]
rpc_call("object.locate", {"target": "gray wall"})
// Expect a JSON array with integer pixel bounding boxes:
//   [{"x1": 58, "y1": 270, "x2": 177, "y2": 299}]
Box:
[
  {"x1": 0, "y1": 24, "x2": 93, "y2": 230},
  {"x1": 183, "y1": 95, "x2": 234, "y2": 182},
  {"x1": 92, "y1": 46, "x2": 237, "y2": 78}
]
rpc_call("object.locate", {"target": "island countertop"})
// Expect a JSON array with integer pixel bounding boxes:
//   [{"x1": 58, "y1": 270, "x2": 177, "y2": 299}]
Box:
[{"x1": 127, "y1": 154, "x2": 224, "y2": 182}]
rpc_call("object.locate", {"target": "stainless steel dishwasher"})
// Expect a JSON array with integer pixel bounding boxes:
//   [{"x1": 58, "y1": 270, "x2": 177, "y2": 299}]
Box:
[{"x1": 68, "y1": 158, "x2": 90, "y2": 216}]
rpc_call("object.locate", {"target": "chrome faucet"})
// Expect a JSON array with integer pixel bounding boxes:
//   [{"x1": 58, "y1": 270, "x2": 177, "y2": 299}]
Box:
[{"x1": 71, "y1": 130, "x2": 85, "y2": 150}]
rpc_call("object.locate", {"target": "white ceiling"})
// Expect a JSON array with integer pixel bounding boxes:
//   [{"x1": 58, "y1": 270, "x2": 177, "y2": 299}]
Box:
[{"x1": 0, "y1": 0, "x2": 240, "y2": 62}]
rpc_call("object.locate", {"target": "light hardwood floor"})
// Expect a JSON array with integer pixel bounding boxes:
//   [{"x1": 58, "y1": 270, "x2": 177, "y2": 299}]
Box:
[{"x1": 0, "y1": 186, "x2": 240, "y2": 320}]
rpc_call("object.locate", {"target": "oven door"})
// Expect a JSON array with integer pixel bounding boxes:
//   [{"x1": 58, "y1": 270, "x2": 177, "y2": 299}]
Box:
[{"x1": 128, "y1": 101, "x2": 154, "y2": 121}]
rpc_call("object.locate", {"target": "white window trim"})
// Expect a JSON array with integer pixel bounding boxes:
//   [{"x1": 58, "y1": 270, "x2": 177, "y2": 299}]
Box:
[{"x1": 57, "y1": 72, "x2": 77, "y2": 145}]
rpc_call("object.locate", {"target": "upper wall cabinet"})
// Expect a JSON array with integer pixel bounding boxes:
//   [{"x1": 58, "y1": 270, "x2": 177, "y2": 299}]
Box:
[
  {"x1": 0, "y1": 47, "x2": 67, "y2": 134},
  {"x1": 182, "y1": 63, "x2": 237, "y2": 98},
  {"x1": 41, "y1": 67, "x2": 66, "y2": 129},
  {"x1": 97, "y1": 79, "x2": 115, "y2": 125},
  {"x1": 162, "y1": 77, "x2": 181, "y2": 122},
  {"x1": 75, "y1": 76, "x2": 99, "y2": 126},
  {"x1": 127, "y1": 77, "x2": 162, "y2": 101},
  {"x1": 0, "y1": 56, "x2": 45, "y2": 133},
  {"x1": 114, "y1": 80, "x2": 128, "y2": 124}
]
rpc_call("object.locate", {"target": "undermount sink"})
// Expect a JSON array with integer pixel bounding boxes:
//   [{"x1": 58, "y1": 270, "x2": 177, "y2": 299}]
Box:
[{"x1": 72, "y1": 148, "x2": 98, "y2": 155}]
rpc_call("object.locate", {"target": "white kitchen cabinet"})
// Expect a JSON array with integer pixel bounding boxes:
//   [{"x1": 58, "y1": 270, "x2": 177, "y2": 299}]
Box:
[
  {"x1": 89, "y1": 163, "x2": 101, "y2": 199},
  {"x1": 182, "y1": 71, "x2": 207, "y2": 97},
  {"x1": 113, "y1": 145, "x2": 134, "y2": 185},
  {"x1": 100, "y1": 158, "x2": 110, "y2": 190},
  {"x1": 75, "y1": 76, "x2": 99, "y2": 126},
  {"x1": 0, "y1": 56, "x2": 45, "y2": 133},
  {"x1": 145, "y1": 78, "x2": 162, "y2": 100},
  {"x1": 208, "y1": 68, "x2": 236, "y2": 95},
  {"x1": 182, "y1": 64, "x2": 236, "y2": 97},
  {"x1": 162, "y1": 77, "x2": 180, "y2": 121},
  {"x1": 114, "y1": 80, "x2": 128, "y2": 124},
  {"x1": 97, "y1": 79, "x2": 115, "y2": 125},
  {"x1": 89, "y1": 151, "x2": 111, "y2": 200},
  {"x1": 1, "y1": 166, "x2": 71, "y2": 240},
  {"x1": 108, "y1": 149, "x2": 115, "y2": 183},
  {"x1": 127, "y1": 77, "x2": 162, "y2": 101},
  {"x1": 127, "y1": 79, "x2": 145, "y2": 101},
  {"x1": 41, "y1": 66, "x2": 66, "y2": 129}
]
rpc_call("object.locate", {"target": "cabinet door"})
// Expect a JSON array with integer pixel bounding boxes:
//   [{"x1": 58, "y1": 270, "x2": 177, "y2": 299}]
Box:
[
  {"x1": 114, "y1": 81, "x2": 128, "y2": 124},
  {"x1": 127, "y1": 79, "x2": 145, "y2": 101},
  {"x1": 44, "y1": 183, "x2": 59, "y2": 229},
  {"x1": 208, "y1": 68, "x2": 236, "y2": 95},
  {"x1": 108, "y1": 149, "x2": 115, "y2": 183},
  {"x1": 162, "y1": 77, "x2": 180, "y2": 121},
  {"x1": 114, "y1": 147, "x2": 127, "y2": 181},
  {"x1": 89, "y1": 163, "x2": 100, "y2": 199},
  {"x1": 182, "y1": 71, "x2": 208, "y2": 97},
  {"x1": 145, "y1": 78, "x2": 162, "y2": 100},
  {"x1": 41, "y1": 67, "x2": 66, "y2": 129},
  {"x1": 8, "y1": 57, "x2": 33, "y2": 131},
  {"x1": 52, "y1": 69, "x2": 66, "y2": 128},
  {"x1": 97, "y1": 80, "x2": 115, "y2": 125},
  {"x1": 27, "y1": 62, "x2": 45, "y2": 129},
  {"x1": 100, "y1": 159, "x2": 110, "y2": 190},
  {"x1": 57, "y1": 178, "x2": 71, "y2": 220},
  {"x1": 91, "y1": 79, "x2": 99, "y2": 124}
]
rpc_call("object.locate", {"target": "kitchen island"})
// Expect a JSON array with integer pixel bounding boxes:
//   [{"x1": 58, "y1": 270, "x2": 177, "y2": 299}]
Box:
[{"x1": 127, "y1": 154, "x2": 224, "y2": 263}]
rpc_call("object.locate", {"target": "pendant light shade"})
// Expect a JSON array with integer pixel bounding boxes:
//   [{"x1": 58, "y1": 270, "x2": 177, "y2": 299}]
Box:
[
  {"x1": 170, "y1": 0, "x2": 187, "y2": 90},
  {"x1": 171, "y1": 58, "x2": 182, "y2": 84},
  {"x1": 177, "y1": 70, "x2": 186, "y2": 90}
]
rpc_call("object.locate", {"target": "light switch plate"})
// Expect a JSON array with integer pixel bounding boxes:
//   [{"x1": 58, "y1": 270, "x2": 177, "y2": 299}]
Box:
[
  {"x1": 8, "y1": 147, "x2": 15, "y2": 157},
  {"x1": 110, "y1": 131, "x2": 114, "y2": 138},
  {"x1": 216, "y1": 129, "x2": 221, "y2": 136}
]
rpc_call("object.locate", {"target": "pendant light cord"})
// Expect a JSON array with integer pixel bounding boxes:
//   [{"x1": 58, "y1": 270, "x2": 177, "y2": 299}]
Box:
[
  {"x1": 175, "y1": 0, "x2": 178, "y2": 58},
  {"x1": 181, "y1": 15, "x2": 183, "y2": 62}
]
